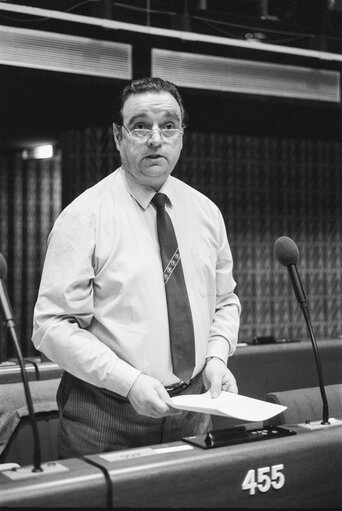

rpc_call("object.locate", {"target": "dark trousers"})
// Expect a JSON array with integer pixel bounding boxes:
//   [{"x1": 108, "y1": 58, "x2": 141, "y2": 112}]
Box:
[{"x1": 57, "y1": 371, "x2": 211, "y2": 458}]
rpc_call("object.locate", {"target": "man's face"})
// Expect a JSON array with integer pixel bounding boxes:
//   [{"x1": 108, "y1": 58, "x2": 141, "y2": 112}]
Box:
[{"x1": 113, "y1": 91, "x2": 183, "y2": 190}]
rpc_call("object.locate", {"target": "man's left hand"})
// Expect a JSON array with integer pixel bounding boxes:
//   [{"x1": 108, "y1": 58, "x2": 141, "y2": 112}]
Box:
[{"x1": 203, "y1": 357, "x2": 238, "y2": 398}]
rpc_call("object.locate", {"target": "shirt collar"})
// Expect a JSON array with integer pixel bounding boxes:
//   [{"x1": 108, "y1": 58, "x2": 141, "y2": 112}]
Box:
[
  {"x1": 121, "y1": 167, "x2": 175, "y2": 210},
  {"x1": 158, "y1": 179, "x2": 175, "y2": 208}
]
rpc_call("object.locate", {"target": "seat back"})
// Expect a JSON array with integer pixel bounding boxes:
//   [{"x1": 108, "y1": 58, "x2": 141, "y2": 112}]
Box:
[
  {"x1": 265, "y1": 383, "x2": 342, "y2": 425},
  {"x1": 0, "y1": 378, "x2": 60, "y2": 465},
  {"x1": 0, "y1": 412, "x2": 60, "y2": 465}
]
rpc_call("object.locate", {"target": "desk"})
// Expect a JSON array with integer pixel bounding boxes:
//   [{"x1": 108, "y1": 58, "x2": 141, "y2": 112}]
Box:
[
  {"x1": 214, "y1": 338, "x2": 342, "y2": 429},
  {"x1": 0, "y1": 423, "x2": 341, "y2": 508},
  {"x1": 1, "y1": 341, "x2": 340, "y2": 431},
  {"x1": 0, "y1": 457, "x2": 108, "y2": 507},
  {"x1": 231, "y1": 339, "x2": 342, "y2": 398},
  {"x1": 0, "y1": 360, "x2": 62, "y2": 384},
  {"x1": 86, "y1": 423, "x2": 342, "y2": 508},
  {"x1": 0, "y1": 340, "x2": 340, "y2": 392}
]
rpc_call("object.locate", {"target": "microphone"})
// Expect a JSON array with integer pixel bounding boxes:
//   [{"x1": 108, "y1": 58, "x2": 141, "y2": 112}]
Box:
[
  {"x1": 0, "y1": 253, "x2": 43, "y2": 471},
  {"x1": 274, "y1": 236, "x2": 330, "y2": 425},
  {"x1": 274, "y1": 236, "x2": 307, "y2": 306}
]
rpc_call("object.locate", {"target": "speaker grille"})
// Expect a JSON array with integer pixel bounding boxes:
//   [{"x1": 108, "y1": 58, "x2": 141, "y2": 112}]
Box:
[
  {"x1": 152, "y1": 48, "x2": 340, "y2": 102},
  {"x1": 0, "y1": 25, "x2": 132, "y2": 79}
]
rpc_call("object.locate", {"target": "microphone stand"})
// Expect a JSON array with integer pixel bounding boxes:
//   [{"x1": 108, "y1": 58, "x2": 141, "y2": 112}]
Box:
[
  {"x1": 290, "y1": 265, "x2": 330, "y2": 425},
  {"x1": 0, "y1": 285, "x2": 43, "y2": 472}
]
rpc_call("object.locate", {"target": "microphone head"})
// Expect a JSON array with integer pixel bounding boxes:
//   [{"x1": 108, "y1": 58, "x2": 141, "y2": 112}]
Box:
[
  {"x1": 0, "y1": 253, "x2": 8, "y2": 279},
  {"x1": 274, "y1": 236, "x2": 299, "y2": 266}
]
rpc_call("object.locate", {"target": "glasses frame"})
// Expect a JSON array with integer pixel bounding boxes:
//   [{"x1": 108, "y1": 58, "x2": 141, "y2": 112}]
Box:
[{"x1": 119, "y1": 124, "x2": 186, "y2": 140}]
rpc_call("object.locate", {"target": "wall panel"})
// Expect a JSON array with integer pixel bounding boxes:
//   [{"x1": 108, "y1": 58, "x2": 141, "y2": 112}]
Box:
[
  {"x1": 1, "y1": 129, "x2": 341, "y2": 357},
  {"x1": 0, "y1": 153, "x2": 61, "y2": 356},
  {"x1": 62, "y1": 128, "x2": 342, "y2": 342}
]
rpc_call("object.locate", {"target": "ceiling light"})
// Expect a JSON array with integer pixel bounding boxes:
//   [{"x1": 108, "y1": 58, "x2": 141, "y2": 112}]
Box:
[{"x1": 21, "y1": 145, "x2": 53, "y2": 160}]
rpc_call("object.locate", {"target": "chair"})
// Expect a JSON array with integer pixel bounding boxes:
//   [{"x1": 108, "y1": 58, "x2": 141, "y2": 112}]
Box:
[
  {"x1": 265, "y1": 383, "x2": 342, "y2": 425},
  {"x1": 0, "y1": 378, "x2": 60, "y2": 465}
]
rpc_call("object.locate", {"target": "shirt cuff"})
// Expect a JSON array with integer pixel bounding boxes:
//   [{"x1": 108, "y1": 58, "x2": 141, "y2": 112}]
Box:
[
  {"x1": 206, "y1": 337, "x2": 230, "y2": 365},
  {"x1": 104, "y1": 357, "x2": 141, "y2": 398}
]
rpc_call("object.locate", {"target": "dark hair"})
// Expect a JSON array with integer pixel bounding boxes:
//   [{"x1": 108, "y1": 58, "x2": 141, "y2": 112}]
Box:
[{"x1": 113, "y1": 77, "x2": 187, "y2": 125}]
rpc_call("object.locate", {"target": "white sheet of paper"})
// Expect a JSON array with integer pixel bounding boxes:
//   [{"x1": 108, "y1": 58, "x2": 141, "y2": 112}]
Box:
[{"x1": 170, "y1": 390, "x2": 287, "y2": 422}]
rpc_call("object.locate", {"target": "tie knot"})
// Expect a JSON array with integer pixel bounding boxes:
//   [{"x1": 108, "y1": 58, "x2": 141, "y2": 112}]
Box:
[{"x1": 152, "y1": 193, "x2": 167, "y2": 209}]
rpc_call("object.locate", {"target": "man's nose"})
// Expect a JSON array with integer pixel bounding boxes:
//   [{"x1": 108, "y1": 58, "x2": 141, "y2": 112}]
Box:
[{"x1": 147, "y1": 128, "x2": 163, "y2": 145}]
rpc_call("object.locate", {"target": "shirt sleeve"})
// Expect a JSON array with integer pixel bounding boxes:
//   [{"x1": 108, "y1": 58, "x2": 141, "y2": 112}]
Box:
[
  {"x1": 206, "y1": 210, "x2": 241, "y2": 365},
  {"x1": 32, "y1": 208, "x2": 140, "y2": 397}
]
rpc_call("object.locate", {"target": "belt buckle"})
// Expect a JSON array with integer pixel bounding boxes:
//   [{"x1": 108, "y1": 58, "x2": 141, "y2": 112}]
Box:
[
  {"x1": 166, "y1": 381, "x2": 183, "y2": 392},
  {"x1": 166, "y1": 380, "x2": 191, "y2": 394}
]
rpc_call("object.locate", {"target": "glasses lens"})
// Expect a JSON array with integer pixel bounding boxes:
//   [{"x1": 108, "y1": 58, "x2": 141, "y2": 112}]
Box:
[
  {"x1": 161, "y1": 129, "x2": 181, "y2": 139},
  {"x1": 130, "y1": 129, "x2": 150, "y2": 139},
  {"x1": 128, "y1": 128, "x2": 183, "y2": 140}
]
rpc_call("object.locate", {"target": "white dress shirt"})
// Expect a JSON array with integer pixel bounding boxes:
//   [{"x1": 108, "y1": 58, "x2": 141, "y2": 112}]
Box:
[{"x1": 32, "y1": 167, "x2": 241, "y2": 397}]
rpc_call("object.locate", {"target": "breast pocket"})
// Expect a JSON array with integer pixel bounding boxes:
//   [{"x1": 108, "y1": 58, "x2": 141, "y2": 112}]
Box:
[{"x1": 190, "y1": 247, "x2": 217, "y2": 297}]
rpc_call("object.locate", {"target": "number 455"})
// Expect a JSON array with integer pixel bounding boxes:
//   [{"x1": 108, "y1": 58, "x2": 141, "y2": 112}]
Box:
[{"x1": 242, "y1": 464, "x2": 285, "y2": 495}]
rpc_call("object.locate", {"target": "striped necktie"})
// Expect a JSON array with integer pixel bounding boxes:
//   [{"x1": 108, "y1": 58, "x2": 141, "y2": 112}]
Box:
[{"x1": 152, "y1": 192, "x2": 195, "y2": 384}]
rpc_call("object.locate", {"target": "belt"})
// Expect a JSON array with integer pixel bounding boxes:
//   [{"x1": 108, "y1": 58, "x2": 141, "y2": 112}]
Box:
[{"x1": 165, "y1": 378, "x2": 195, "y2": 397}]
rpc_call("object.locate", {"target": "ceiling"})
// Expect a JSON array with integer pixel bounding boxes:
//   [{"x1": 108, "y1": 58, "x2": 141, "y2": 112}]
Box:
[
  {"x1": 1, "y1": 0, "x2": 342, "y2": 51},
  {"x1": 0, "y1": 0, "x2": 341, "y2": 152}
]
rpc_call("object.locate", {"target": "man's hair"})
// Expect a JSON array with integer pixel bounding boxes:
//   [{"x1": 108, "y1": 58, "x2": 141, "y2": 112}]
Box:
[{"x1": 113, "y1": 77, "x2": 187, "y2": 125}]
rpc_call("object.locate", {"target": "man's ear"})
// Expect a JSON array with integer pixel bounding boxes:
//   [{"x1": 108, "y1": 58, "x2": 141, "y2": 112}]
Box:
[{"x1": 112, "y1": 124, "x2": 122, "y2": 151}]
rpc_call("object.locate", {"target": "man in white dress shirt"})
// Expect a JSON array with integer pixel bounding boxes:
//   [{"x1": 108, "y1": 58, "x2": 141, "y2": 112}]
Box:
[{"x1": 32, "y1": 77, "x2": 241, "y2": 457}]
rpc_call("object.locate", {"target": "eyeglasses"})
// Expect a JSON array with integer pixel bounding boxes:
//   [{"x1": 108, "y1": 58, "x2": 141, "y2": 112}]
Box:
[{"x1": 120, "y1": 124, "x2": 186, "y2": 140}]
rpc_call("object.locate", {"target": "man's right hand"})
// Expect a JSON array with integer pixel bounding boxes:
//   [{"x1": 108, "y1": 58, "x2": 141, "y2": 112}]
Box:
[{"x1": 127, "y1": 373, "x2": 182, "y2": 418}]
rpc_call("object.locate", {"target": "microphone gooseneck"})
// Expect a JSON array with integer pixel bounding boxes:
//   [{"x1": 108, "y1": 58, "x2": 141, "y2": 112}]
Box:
[
  {"x1": 274, "y1": 236, "x2": 330, "y2": 425},
  {"x1": 0, "y1": 253, "x2": 7, "y2": 279},
  {"x1": 0, "y1": 253, "x2": 42, "y2": 471}
]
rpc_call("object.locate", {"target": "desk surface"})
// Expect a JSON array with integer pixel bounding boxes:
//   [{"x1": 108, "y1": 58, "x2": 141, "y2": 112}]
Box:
[{"x1": 236, "y1": 337, "x2": 342, "y2": 354}]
